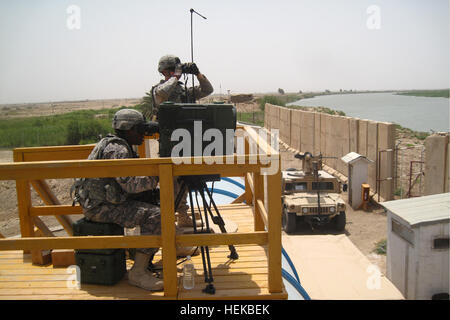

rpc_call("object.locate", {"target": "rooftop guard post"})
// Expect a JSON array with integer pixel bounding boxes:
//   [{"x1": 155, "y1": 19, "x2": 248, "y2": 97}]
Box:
[{"x1": 0, "y1": 125, "x2": 283, "y2": 298}]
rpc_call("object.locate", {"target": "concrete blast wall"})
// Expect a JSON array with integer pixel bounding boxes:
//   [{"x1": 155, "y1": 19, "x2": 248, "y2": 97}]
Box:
[
  {"x1": 424, "y1": 133, "x2": 450, "y2": 195},
  {"x1": 264, "y1": 103, "x2": 396, "y2": 201}
]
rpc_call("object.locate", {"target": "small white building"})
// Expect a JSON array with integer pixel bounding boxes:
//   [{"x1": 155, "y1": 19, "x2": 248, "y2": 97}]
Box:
[
  {"x1": 382, "y1": 193, "x2": 450, "y2": 299},
  {"x1": 341, "y1": 152, "x2": 373, "y2": 209}
]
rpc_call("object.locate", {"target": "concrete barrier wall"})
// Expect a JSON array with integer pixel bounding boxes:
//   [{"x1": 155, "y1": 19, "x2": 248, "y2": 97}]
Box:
[
  {"x1": 378, "y1": 122, "x2": 396, "y2": 201},
  {"x1": 290, "y1": 109, "x2": 301, "y2": 151},
  {"x1": 264, "y1": 103, "x2": 396, "y2": 200},
  {"x1": 279, "y1": 107, "x2": 291, "y2": 146},
  {"x1": 424, "y1": 133, "x2": 450, "y2": 195}
]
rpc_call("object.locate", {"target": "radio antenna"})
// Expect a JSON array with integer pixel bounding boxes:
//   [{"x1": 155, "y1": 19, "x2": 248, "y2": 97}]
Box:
[{"x1": 190, "y1": 8, "x2": 207, "y2": 103}]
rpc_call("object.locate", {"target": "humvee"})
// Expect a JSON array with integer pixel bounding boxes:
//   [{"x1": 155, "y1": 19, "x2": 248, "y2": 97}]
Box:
[{"x1": 282, "y1": 152, "x2": 346, "y2": 233}]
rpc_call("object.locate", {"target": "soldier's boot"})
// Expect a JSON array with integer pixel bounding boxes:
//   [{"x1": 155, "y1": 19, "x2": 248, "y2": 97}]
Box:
[
  {"x1": 128, "y1": 252, "x2": 164, "y2": 291},
  {"x1": 176, "y1": 246, "x2": 200, "y2": 257}
]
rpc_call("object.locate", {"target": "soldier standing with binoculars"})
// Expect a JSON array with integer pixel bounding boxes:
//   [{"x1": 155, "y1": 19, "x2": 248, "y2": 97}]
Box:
[
  {"x1": 148, "y1": 54, "x2": 213, "y2": 120},
  {"x1": 148, "y1": 54, "x2": 214, "y2": 228}
]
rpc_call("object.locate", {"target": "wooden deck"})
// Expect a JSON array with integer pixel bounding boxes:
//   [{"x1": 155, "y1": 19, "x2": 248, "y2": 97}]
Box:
[{"x1": 0, "y1": 204, "x2": 287, "y2": 300}]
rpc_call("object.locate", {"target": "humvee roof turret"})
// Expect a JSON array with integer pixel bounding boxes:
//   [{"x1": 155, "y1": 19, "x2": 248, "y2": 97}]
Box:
[{"x1": 282, "y1": 153, "x2": 346, "y2": 233}]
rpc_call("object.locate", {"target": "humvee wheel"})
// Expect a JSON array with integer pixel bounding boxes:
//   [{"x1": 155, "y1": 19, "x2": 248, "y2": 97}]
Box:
[
  {"x1": 282, "y1": 207, "x2": 297, "y2": 234},
  {"x1": 333, "y1": 211, "x2": 346, "y2": 231}
]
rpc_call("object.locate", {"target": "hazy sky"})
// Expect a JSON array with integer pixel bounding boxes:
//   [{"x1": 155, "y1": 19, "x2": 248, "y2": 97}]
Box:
[{"x1": 0, "y1": 0, "x2": 449, "y2": 104}]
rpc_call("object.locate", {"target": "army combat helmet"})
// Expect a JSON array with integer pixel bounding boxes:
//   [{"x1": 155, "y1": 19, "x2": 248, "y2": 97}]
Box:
[
  {"x1": 112, "y1": 109, "x2": 144, "y2": 131},
  {"x1": 158, "y1": 54, "x2": 181, "y2": 73}
]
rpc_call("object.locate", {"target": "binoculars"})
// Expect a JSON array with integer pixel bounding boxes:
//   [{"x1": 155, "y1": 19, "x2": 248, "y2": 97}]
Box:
[{"x1": 136, "y1": 121, "x2": 159, "y2": 136}]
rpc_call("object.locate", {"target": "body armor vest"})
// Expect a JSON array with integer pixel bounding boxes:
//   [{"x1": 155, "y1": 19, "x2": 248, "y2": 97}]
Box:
[{"x1": 71, "y1": 135, "x2": 137, "y2": 209}]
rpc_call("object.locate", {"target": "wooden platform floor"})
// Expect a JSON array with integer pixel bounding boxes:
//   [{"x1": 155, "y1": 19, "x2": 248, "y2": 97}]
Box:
[{"x1": 0, "y1": 204, "x2": 287, "y2": 300}]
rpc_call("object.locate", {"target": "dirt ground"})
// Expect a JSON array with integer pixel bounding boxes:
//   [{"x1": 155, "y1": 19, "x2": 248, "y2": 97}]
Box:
[
  {"x1": 0, "y1": 98, "x2": 141, "y2": 119},
  {"x1": 0, "y1": 98, "x2": 427, "y2": 277},
  {"x1": 279, "y1": 145, "x2": 388, "y2": 275}
]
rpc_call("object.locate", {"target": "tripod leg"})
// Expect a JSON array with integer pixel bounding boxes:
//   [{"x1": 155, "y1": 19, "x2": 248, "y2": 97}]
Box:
[
  {"x1": 188, "y1": 187, "x2": 215, "y2": 294},
  {"x1": 201, "y1": 184, "x2": 239, "y2": 260},
  {"x1": 174, "y1": 180, "x2": 187, "y2": 213},
  {"x1": 200, "y1": 189, "x2": 215, "y2": 294},
  {"x1": 187, "y1": 187, "x2": 198, "y2": 233}
]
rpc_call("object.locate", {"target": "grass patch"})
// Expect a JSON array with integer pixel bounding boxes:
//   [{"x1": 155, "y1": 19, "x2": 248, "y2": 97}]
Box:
[
  {"x1": 257, "y1": 94, "x2": 302, "y2": 111},
  {"x1": 0, "y1": 106, "x2": 136, "y2": 148},
  {"x1": 396, "y1": 89, "x2": 449, "y2": 98},
  {"x1": 373, "y1": 239, "x2": 387, "y2": 255},
  {"x1": 237, "y1": 111, "x2": 265, "y2": 127},
  {"x1": 289, "y1": 105, "x2": 346, "y2": 116}
]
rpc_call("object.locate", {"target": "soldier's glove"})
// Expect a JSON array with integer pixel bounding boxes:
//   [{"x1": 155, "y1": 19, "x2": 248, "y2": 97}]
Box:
[{"x1": 181, "y1": 62, "x2": 200, "y2": 76}]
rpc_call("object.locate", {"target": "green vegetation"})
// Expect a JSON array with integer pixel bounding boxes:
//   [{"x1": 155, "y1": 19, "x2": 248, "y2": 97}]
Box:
[
  {"x1": 396, "y1": 89, "x2": 449, "y2": 98},
  {"x1": 0, "y1": 107, "x2": 135, "y2": 148},
  {"x1": 138, "y1": 91, "x2": 154, "y2": 119},
  {"x1": 394, "y1": 187, "x2": 405, "y2": 197},
  {"x1": 394, "y1": 124, "x2": 429, "y2": 140},
  {"x1": 289, "y1": 105, "x2": 346, "y2": 116},
  {"x1": 257, "y1": 94, "x2": 346, "y2": 116},
  {"x1": 373, "y1": 239, "x2": 387, "y2": 255},
  {"x1": 257, "y1": 94, "x2": 302, "y2": 111},
  {"x1": 237, "y1": 111, "x2": 265, "y2": 127}
]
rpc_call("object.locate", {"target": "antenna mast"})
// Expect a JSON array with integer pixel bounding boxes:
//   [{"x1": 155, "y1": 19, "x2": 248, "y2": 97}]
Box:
[{"x1": 189, "y1": 8, "x2": 206, "y2": 102}]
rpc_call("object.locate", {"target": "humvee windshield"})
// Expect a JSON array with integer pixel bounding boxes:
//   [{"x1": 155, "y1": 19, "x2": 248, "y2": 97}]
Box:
[
  {"x1": 285, "y1": 182, "x2": 307, "y2": 192},
  {"x1": 312, "y1": 181, "x2": 334, "y2": 191}
]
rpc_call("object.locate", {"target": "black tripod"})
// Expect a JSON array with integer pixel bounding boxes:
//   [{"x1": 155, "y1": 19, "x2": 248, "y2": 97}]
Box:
[{"x1": 174, "y1": 174, "x2": 239, "y2": 294}]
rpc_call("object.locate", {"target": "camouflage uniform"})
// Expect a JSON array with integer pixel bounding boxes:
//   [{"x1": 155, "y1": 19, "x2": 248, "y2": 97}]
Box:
[
  {"x1": 74, "y1": 134, "x2": 161, "y2": 256},
  {"x1": 149, "y1": 69, "x2": 214, "y2": 120},
  {"x1": 150, "y1": 56, "x2": 214, "y2": 225}
]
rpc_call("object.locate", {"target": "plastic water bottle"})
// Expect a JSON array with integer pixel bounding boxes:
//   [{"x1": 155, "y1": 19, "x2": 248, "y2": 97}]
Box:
[{"x1": 183, "y1": 255, "x2": 195, "y2": 290}]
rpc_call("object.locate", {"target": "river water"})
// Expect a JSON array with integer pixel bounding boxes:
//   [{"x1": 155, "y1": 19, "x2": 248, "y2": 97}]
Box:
[{"x1": 287, "y1": 93, "x2": 449, "y2": 133}]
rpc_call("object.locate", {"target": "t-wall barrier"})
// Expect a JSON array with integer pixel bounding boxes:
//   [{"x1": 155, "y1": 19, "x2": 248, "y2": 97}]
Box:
[{"x1": 265, "y1": 103, "x2": 396, "y2": 201}]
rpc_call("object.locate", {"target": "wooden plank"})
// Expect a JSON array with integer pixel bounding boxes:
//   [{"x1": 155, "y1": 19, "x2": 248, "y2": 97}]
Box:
[
  {"x1": 16, "y1": 180, "x2": 33, "y2": 239},
  {"x1": 256, "y1": 199, "x2": 269, "y2": 227},
  {"x1": 267, "y1": 169, "x2": 283, "y2": 293},
  {"x1": 230, "y1": 192, "x2": 245, "y2": 204},
  {"x1": 172, "y1": 163, "x2": 265, "y2": 177},
  {"x1": 30, "y1": 180, "x2": 73, "y2": 235},
  {"x1": 245, "y1": 173, "x2": 254, "y2": 201},
  {"x1": 244, "y1": 139, "x2": 253, "y2": 205},
  {"x1": 176, "y1": 232, "x2": 268, "y2": 247},
  {"x1": 0, "y1": 158, "x2": 161, "y2": 180},
  {"x1": 0, "y1": 235, "x2": 161, "y2": 251},
  {"x1": 51, "y1": 249, "x2": 75, "y2": 267},
  {"x1": 253, "y1": 173, "x2": 265, "y2": 231},
  {"x1": 14, "y1": 145, "x2": 95, "y2": 162},
  {"x1": 30, "y1": 205, "x2": 82, "y2": 216},
  {"x1": 31, "y1": 249, "x2": 52, "y2": 266},
  {"x1": 31, "y1": 217, "x2": 55, "y2": 237},
  {"x1": 190, "y1": 261, "x2": 268, "y2": 269},
  {"x1": 16, "y1": 179, "x2": 34, "y2": 256},
  {"x1": 0, "y1": 157, "x2": 272, "y2": 181},
  {"x1": 244, "y1": 126, "x2": 279, "y2": 155},
  {"x1": 0, "y1": 284, "x2": 168, "y2": 298},
  {"x1": 0, "y1": 275, "x2": 73, "y2": 282},
  {"x1": 158, "y1": 164, "x2": 178, "y2": 297}
]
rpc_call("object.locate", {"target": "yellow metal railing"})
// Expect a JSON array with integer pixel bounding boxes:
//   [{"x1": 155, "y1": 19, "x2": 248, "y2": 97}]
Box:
[{"x1": 0, "y1": 126, "x2": 282, "y2": 297}]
